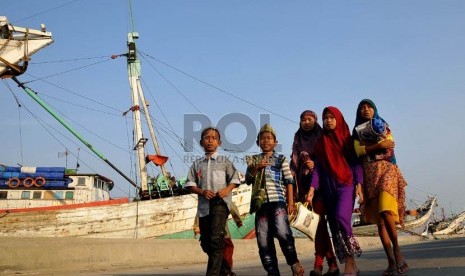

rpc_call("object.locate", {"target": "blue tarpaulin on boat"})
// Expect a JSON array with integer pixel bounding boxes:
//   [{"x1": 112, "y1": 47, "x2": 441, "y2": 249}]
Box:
[
  {"x1": 0, "y1": 166, "x2": 65, "y2": 173},
  {"x1": 36, "y1": 167, "x2": 66, "y2": 173},
  {"x1": 2, "y1": 166, "x2": 21, "y2": 173},
  {"x1": 0, "y1": 166, "x2": 70, "y2": 189},
  {"x1": 0, "y1": 172, "x2": 65, "y2": 180}
]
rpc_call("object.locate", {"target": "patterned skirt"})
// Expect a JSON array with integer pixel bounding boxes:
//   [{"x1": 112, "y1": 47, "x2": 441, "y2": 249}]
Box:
[
  {"x1": 361, "y1": 159, "x2": 407, "y2": 225},
  {"x1": 333, "y1": 232, "x2": 362, "y2": 263}
]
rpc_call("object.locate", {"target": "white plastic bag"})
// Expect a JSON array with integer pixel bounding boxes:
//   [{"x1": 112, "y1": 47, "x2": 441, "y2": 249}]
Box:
[{"x1": 289, "y1": 202, "x2": 320, "y2": 241}]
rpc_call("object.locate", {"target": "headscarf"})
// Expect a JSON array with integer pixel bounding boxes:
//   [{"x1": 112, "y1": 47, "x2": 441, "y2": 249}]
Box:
[
  {"x1": 352, "y1": 99, "x2": 396, "y2": 164},
  {"x1": 314, "y1": 106, "x2": 356, "y2": 185},
  {"x1": 290, "y1": 110, "x2": 323, "y2": 200},
  {"x1": 352, "y1": 99, "x2": 387, "y2": 140},
  {"x1": 290, "y1": 110, "x2": 322, "y2": 175}
]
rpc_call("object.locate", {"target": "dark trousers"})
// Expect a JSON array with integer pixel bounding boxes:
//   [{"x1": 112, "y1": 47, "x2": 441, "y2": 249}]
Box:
[{"x1": 199, "y1": 197, "x2": 230, "y2": 276}]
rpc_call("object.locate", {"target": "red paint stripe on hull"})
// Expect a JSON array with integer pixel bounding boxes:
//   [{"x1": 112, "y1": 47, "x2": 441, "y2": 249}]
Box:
[{"x1": 0, "y1": 198, "x2": 129, "y2": 213}]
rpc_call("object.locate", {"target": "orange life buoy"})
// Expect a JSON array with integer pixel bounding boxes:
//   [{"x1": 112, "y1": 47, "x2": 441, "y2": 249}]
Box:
[
  {"x1": 7, "y1": 178, "x2": 21, "y2": 188},
  {"x1": 23, "y1": 177, "x2": 35, "y2": 188},
  {"x1": 34, "y1": 177, "x2": 46, "y2": 187}
]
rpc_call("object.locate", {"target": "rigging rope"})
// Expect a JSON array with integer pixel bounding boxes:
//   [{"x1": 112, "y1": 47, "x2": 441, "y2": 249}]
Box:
[
  {"x1": 23, "y1": 58, "x2": 112, "y2": 84},
  {"x1": 139, "y1": 75, "x2": 180, "y2": 138},
  {"x1": 2, "y1": 80, "x2": 24, "y2": 165},
  {"x1": 138, "y1": 52, "x2": 245, "y2": 154},
  {"x1": 11, "y1": 0, "x2": 80, "y2": 24},
  {"x1": 138, "y1": 51, "x2": 298, "y2": 124},
  {"x1": 139, "y1": 53, "x2": 202, "y2": 113},
  {"x1": 3, "y1": 79, "x2": 136, "y2": 196},
  {"x1": 124, "y1": 116, "x2": 137, "y2": 199},
  {"x1": 31, "y1": 55, "x2": 111, "y2": 64},
  {"x1": 23, "y1": 70, "x2": 123, "y2": 114}
]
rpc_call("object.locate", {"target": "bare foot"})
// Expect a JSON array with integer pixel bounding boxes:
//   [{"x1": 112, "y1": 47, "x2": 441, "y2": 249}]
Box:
[{"x1": 343, "y1": 256, "x2": 357, "y2": 274}]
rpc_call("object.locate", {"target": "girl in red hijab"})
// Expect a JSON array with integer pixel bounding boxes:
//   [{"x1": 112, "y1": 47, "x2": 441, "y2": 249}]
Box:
[{"x1": 307, "y1": 106, "x2": 364, "y2": 276}]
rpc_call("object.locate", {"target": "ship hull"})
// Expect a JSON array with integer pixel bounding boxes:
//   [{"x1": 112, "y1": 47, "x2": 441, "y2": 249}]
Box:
[{"x1": 0, "y1": 185, "x2": 253, "y2": 239}]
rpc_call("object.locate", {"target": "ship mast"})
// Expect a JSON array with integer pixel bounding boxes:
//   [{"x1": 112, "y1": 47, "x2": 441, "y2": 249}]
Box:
[
  {"x1": 126, "y1": 32, "x2": 168, "y2": 198},
  {"x1": 126, "y1": 32, "x2": 148, "y2": 194}
]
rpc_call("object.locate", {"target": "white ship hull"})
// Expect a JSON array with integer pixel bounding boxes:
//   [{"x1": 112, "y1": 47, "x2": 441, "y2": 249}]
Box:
[{"x1": 0, "y1": 184, "x2": 251, "y2": 239}]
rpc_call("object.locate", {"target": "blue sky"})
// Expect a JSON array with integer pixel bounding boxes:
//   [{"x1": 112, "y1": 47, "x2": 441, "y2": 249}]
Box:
[{"x1": 2, "y1": 1, "x2": 465, "y2": 215}]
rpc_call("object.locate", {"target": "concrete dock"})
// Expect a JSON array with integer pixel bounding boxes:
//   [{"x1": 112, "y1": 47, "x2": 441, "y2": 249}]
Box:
[{"x1": 0, "y1": 236, "x2": 432, "y2": 275}]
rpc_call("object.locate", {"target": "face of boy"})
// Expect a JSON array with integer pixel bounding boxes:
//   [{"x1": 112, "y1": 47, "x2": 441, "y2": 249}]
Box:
[
  {"x1": 258, "y1": 131, "x2": 276, "y2": 152},
  {"x1": 360, "y1": 103, "x2": 375, "y2": 120},
  {"x1": 201, "y1": 130, "x2": 221, "y2": 153},
  {"x1": 323, "y1": 112, "x2": 337, "y2": 131}
]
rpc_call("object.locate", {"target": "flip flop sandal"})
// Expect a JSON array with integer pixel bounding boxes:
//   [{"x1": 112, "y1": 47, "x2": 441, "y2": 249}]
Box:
[
  {"x1": 397, "y1": 261, "x2": 409, "y2": 274},
  {"x1": 382, "y1": 267, "x2": 396, "y2": 276}
]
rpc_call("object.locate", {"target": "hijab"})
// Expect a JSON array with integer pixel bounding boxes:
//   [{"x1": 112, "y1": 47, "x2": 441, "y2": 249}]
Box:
[
  {"x1": 292, "y1": 110, "x2": 322, "y2": 158},
  {"x1": 290, "y1": 110, "x2": 323, "y2": 197},
  {"x1": 352, "y1": 99, "x2": 387, "y2": 140},
  {"x1": 352, "y1": 99, "x2": 396, "y2": 164},
  {"x1": 314, "y1": 106, "x2": 356, "y2": 185}
]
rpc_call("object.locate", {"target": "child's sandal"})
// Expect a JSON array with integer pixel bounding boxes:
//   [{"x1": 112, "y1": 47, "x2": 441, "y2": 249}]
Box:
[{"x1": 397, "y1": 260, "x2": 409, "y2": 274}]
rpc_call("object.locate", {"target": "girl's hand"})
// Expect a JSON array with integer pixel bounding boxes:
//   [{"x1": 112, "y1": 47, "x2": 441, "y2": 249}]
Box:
[
  {"x1": 379, "y1": 139, "x2": 395, "y2": 149},
  {"x1": 356, "y1": 183, "x2": 364, "y2": 205},
  {"x1": 306, "y1": 187, "x2": 315, "y2": 205},
  {"x1": 305, "y1": 160, "x2": 314, "y2": 171}
]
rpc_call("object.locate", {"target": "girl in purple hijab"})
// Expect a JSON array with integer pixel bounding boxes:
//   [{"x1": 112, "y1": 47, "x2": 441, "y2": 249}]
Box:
[{"x1": 290, "y1": 110, "x2": 322, "y2": 202}]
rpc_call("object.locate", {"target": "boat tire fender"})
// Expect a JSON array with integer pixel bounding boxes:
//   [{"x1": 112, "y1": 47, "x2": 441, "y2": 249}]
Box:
[
  {"x1": 7, "y1": 177, "x2": 21, "y2": 188},
  {"x1": 34, "y1": 177, "x2": 46, "y2": 187},
  {"x1": 23, "y1": 177, "x2": 36, "y2": 188}
]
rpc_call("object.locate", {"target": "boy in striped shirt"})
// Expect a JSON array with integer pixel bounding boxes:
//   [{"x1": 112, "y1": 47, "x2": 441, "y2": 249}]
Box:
[{"x1": 245, "y1": 124, "x2": 304, "y2": 276}]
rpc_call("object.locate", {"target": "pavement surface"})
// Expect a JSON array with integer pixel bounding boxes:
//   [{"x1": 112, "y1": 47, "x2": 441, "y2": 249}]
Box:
[{"x1": 1, "y1": 235, "x2": 464, "y2": 275}]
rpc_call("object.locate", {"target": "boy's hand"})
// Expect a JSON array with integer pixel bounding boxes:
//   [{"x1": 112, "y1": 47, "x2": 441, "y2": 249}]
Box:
[
  {"x1": 255, "y1": 159, "x2": 271, "y2": 171},
  {"x1": 216, "y1": 184, "x2": 235, "y2": 198},
  {"x1": 202, "y1": 189, "x2": 216, "y2": 199},
  {"x1": 216, "y1": 188, "x2": 229, "y2": 198},
  {"x1": 287, "y1": 202, "x2": 296, "y2": 215}
]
